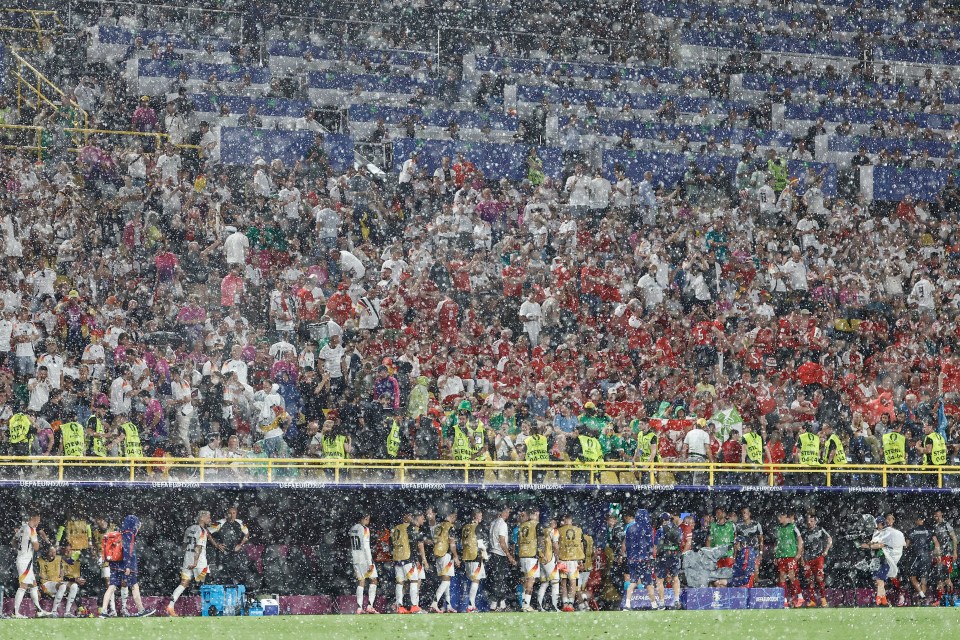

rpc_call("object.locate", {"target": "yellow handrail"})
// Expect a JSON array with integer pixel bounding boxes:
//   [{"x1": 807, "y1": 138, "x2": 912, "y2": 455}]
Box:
[
  {"x1": 0, "y1": 123, "x2": 200, "y2": 161},
  {"x1": 9, "y1": 48, "x2": 88, "y2": 129},
  {"x1": 0, "y1": 8, "x2": 62, "y2": 50},
  {"x1": 0, "y1": 456, "x2": 954, "y2": 488}
]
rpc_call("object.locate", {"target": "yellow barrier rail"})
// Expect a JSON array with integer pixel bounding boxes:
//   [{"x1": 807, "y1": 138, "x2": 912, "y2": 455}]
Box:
[
  {"x1": 1, "y1": 456, "x2": 955, "y2": 488},
  {"x1": 0, "y1": 8, "x2": 62, "y2": 50},
  {"x1": 9, "y1": 48, "x2": 88, "y2": 128},
  {"x1": 0, "y1": 123, "x2": 200, "y2": 160}
]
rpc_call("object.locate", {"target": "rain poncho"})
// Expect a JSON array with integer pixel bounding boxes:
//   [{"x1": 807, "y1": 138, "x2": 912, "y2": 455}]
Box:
[{"x1": 681, "y1": 545, "x2": 733, "y2": 587}]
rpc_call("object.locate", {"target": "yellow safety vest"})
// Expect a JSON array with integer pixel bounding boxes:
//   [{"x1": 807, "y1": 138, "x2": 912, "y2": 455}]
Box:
[
  {"x1": 120, "y1": 422, "x2": 143, "y2": 457},
  {"x1": 925, "y1": 432, "x2": 947, "y2": 466},
  {"x1": 636, "y1": 431, "x2": 659, "y2": 462},
  {"x1": 433, "y1": 521, "x2": 454, "y2": 558},
  {"x1": 87, "y1": 416, "x2": 107, "y2": 457},
  {"x1": 578, "y1": 435, "x2": 603, "y2": 463},
  {"x1": 798, "y1": 432, "x2": 820, "y2": 466},
  {"x1": 9, "y1": 413, "x2": 31, "y2": 444},
  {"x1": 525, "y1": 434, "x2": 549, "y2": 461},
  {"x1": 583, "y1": 533, "x2": 594, "y2": 567},
  {"x1": 322, "y1": 434, "x2": 346, "y2": 459},
  {"x1": 538, "y1": 526, "x2": 555, "y2": 564},
  {"x1": 461, "y1": 523, "x2": 479, "y2": 562},
  {"x1": 391, "y1": 522, "x2": 411, "y2": 561},
  {"x1": 452, "y1": 421, "x2": 484, "y2": 461},
  {"x1": 743, "y1": 432, "x2": 764, "y2": 464},
  {"x1": 557, "y1": 524, "x2": 583, "y2": 561},
  {"x1": 518, "y1": 521, "x2": 538, "y2": 558},
  {"x1": 61, "y1": 422, "x2": 86, "y2": 457},
  {"x1": 386, "y1": 420, "x2": 400, "y2": 458},
  {"x1": 882, "y1": 432, "x2": 905, "y2": 465},
  {"x1": 823, "y1": 433, "x2": 847, "y2": 465},
  {"x1": 65, "y1": 520, "x2": 91, "y2": 551}
]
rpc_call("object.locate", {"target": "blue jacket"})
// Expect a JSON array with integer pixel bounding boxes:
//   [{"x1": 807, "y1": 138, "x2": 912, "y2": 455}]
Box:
[
  {"x1": 729, "y1": 546, "x2": 757, "y2": 587},
  {"x1": 625, "y1": 509, "x2": 654, "y2": 563},
  {"x1": 117, "y1": 515, "x2": 141, "y2": 571}
]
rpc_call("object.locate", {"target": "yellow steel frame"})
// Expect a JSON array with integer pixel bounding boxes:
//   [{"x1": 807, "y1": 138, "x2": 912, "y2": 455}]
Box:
[
  {"x1": 1, "y1": 456, "x2": 955, "y2": 487},
  {"x1": 0, "y1": 8, "x2": 62, "y2": 50},
  {"x1": 9, "y1": 48, "x2": 89, "y2": 129},
  {"x1": 0, "y1": 123, "x2": 199, "y2": 160}
]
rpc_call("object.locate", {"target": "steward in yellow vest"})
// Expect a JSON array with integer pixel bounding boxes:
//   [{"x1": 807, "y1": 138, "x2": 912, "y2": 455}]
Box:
[
  {"x1": 795, "y1": 425, "x2": 820, "y2": 466},
  {"x1": 882, "y1": 425, "x2": 906, "y2": 465},
  {"x1": 742, "y1": 424, "x2": 765, "y2": 464}
]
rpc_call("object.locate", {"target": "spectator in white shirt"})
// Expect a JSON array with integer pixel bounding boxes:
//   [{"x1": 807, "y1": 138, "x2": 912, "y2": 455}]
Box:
[
  {"x1": 27, "y1": 366, "x2": 51, "y2": 413},
  {"x1": 588, "y1": 169, "x2": 612, "y2": 214},
  {"x1": 223, "y1": 226, "x2": 250, "y2": 266},
  {"x1": 518, "y1": 292, "x2": 543, "y2": 347},
  {"x1": 908, "y1": 275, "x2": 936, "y2": 311},
  {"x1": 36, "y1": 340, "x2": 64, "y2": 390},
  {"x1": 780, "y1": 246, "x2": 809, "y2": 291},
  {"x1": 564, "y1": 164, "x2": 591, "y2": 217},
  {"x1": 110, "y1": 368, "x2": 134, "y2": 417}
]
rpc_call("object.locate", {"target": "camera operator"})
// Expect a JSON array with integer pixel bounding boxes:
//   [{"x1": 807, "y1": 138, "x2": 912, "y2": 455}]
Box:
[{"x1": 861, "y1": 515, "x2": 905, "y2": 607}]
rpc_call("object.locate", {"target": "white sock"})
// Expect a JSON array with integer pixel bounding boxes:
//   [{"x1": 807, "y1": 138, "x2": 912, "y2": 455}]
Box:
[
  {"x1": 395, "y1": 583, "x2": 404, "y2": 607},
  {"x1": 551, "y1": 583, "x2": 560, "y2": 609},
  {"x1": 109, "y1": 593, "x2": 117, "y2": 613},
  {"x1": 66, "y1": 583, "x2": 79, "y2": 614},
  {"x1": 356, "y1": 585, "x2": 364, "y2": 608},
  {"x1": 537, "y1": 583, "x2": 547, "y2": 608},
  {"x1": 14, "y1": 588, "x2": 25, "y2": 614},
  {"x1": 120, "y1": 586, "x2": 130, "y2": 610},
  {"x1": 368, "y1": 584, "x2": 377, "y2": 608},
  {"x1": 522, "y1": 593, "x2": 531, "y2": 607},
  {"x1": 469, "y1": 581, "x2": 479, "y2": 607},
  {"x1": 434, "y1": 581, "x2": 450, "y2": 606},
  {"x1": 30, "y1": 587, "x2": 41, "y2": 608},
  {"x1": 171, "y1": 584, "x2": 185, "y2": 604},
  {"x1": 410, "y1": 582, "x2": 419, "y2": 607},
  {"x1": 53, "y1": 584, "x2": 67, "y2": 612}
]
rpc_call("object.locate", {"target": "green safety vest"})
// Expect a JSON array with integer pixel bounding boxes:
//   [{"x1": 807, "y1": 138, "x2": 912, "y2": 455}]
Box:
[
  {"x1": 386, "y1": 420, "x2": 401, "y2": 458},
  {"x1": 925, "y1": 432, "x2": 947, "y2": 466},
  {"x1": 822, "y1": 433, "x2": 846, "y2": 465},
  {"x1": 61, "y1": 422, "x2": 86, "y2": 457},
  {"x1": 882, "y1": 432, "x2": 905, "y2": 465},
  {"x1": 578, "y1": 435, "x2": 603, "y2": 463},
  {"x1": 768, "y1": 158, "x2": 788, "y2": 191},
  {"x1": 798, "y1": 432, "x2": 820, "y2": 466},
  {"x1": 743, "y1": 432, "x2": 764, "y2": 464},
  {"x1": 87, "y1": 416, "x2": 107, "y2": 457},
  {"x1": 525, "y1": 434, "x2": 549, "y2": 461},
  {"x1": 9, "y1": 413, "x2": 31, "y2": 445},
  {"x1": 323, "y1": 434, "x2": 347, "y2": 459},
  {"x1": 710, "y1": 521, "x2": 736, "y2": 558},
  {"x1": 775, "y1": 523, "x2": 799, "y2": 558},
  {"x1": 452, "y1": 421, "x2": 484, "y2": 461},
  {"x1": 120, "y1": 422, "x2": 143, "y2": 457},
  {"x1": 636, "y1": 431, "x2": 659, "y2": 463}
]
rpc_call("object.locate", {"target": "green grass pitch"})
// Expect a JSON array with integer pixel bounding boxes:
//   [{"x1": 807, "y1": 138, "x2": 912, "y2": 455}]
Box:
[{"x1": 13, "y1": 608, "x2": 958, "y2": 640}]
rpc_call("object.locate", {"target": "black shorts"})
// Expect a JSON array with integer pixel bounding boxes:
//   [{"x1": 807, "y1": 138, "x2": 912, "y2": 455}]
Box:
[{"x1": 909, "y1": 556, "x2": 932, "y2": 579}]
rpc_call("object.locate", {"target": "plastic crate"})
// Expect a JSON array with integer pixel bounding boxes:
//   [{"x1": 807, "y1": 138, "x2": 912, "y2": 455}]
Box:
[{"x1": 200, "y1": 585, "x2": 225, "y2": 617}]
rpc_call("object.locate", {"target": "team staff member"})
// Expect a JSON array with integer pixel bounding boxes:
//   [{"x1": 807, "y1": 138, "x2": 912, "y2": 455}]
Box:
[
  {"x1": 517, "y1": 507, "x2": 540, "y2": 612},
  {"x1": 38, "y1": 545, "x2": 79, "y2": 617},
  {"x1": 708, "y1": 507, "x2": 736, "y2": 569},
  {"x1": 557, "y1": 513, "x2": 584, "y2": 612},
  {"x1": 349, "y1": 511, "x2": 379, "y2": 614},
  {"x1": 862, "y1": 515, "x2": 905, "y2": 607},
  {"x1": 99, "y1": 515, "x2": 155, "y2": 617},
  {"x1": 460, "y1": 510, "x2": 485, "y2": 613},
  {"x1": 774, "y1": 510, "x2": 804, "y2": 608},
  {"x1": 577, "y1": 528, "x2": 595, "y2": 610},
  {"x1": 92, "y1": 516, "x2": 120, "y2": 616},
  {"x1": 905, "y1": 514, "x2": 939, "y2": 605},
  {"x1": 654, "y1": 512, "x2": 683, "y2": 609},
  {"x1": 801, "y1": 513, "x2": 832, "y2": 608},
  {"x1": 933, "y1": 510, "x2": 957, "y2": 606},
  {"x1": 537, "y1": 514, "x2": 561, "y2": 611},
  {"x1": 391, "y1": 510, "x2": 429, "y2": 614},
  {"x1": 737, "y1": 507, "x2": 764, "y2": 576},
  {"x1": 487, "y1": 505, "x2": 516, "y2": 612},
  {"x1": 429, "y1": 511, "x2": 459, "y2": 613}
]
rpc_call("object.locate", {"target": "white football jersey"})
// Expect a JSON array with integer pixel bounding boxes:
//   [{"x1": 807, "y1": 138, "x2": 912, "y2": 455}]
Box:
[
  {"x1": 16, "y1": 523, "x2": 37, "y2": 564},
  {"x1": 183, "y1": 524, "x2": 209, "y2": 565},
  {"x1": 349, "y1": 523, "x2": 373, "y2": 566}
]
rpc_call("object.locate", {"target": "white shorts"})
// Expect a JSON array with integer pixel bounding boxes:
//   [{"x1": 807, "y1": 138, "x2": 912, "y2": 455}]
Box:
[
  {"x1": 465, "y1": 561, "x2": 486, "y2": 581},
  {"x1": 435, "y1": 554, "x2": 455, "y2": 578},
  {"x1": 180, "y1": 559, "x2": 210, "y2": 582},
  {"x1": 16, "y1": 558, "x2": 35, "y2": 586},
  {"x1": 578, "y1": 569, "x2": 591, "y2": 590},
  {"x1": 540, "y1": 558, "x2": 559, "y2": 583},
  {"x1": 353, "y1": 562, "x2": 378, "y2": 581},
  {"x1": 42, "y1": 581, "x2": 62, "y2": 596},
  {"x1": 395, "y1": 561, "x2": 422, "y2": 582},
  {"x1": 559, "y1": 560, "x2": 579, "y2": 579},
  {"x1": 520, "y1": 557, "x2": 540, "y2": 579}
]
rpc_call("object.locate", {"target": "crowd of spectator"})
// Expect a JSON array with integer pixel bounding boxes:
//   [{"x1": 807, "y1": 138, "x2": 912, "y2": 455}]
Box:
[{"x1": 0, "y1": 0, "x2": 958, "y2": 483}]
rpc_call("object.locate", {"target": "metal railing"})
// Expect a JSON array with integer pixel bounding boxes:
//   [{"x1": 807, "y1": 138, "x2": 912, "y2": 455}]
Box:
[
  {"x1": 9, "y1": 48, "x2": 88, "y2": 127},
  {"x1": 0, "y1": 8, "x2": 62, "y2": 50},
  {"x1": 2, "y1": 456, "x2": 956, "y2": 488},
  {"x1": 0, "y1": 122, "x2": 199, "y2": 160}
]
